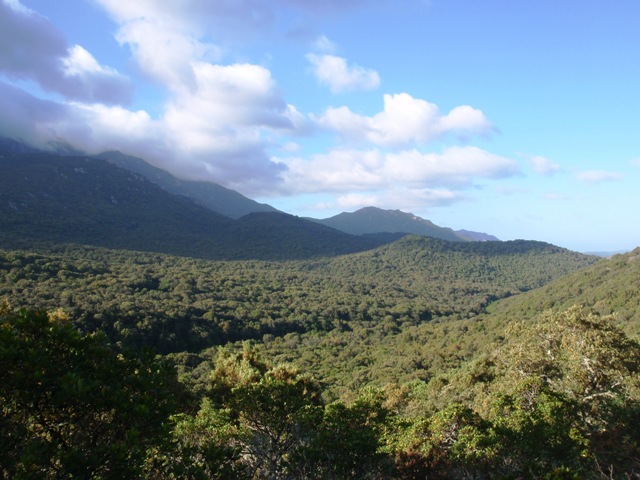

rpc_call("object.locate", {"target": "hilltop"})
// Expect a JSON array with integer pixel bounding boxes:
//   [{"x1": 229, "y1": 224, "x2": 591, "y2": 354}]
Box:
[{"x1": 309, "y1": 206, "x2": 496, "y2": 242}]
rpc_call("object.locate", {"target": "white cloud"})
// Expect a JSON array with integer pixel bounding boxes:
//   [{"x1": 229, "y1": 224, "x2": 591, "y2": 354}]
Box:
[
  {"x1": 313, "y1": 35, "x2": 337, "y2": 53},
  {"x1": 577, "y1": 170, "x2": 624, "y2": 183},
  {"x1": 335, "y1": 193, "x2": 382, "y2": 209},
  {"x1": 0, "y1": 0, "x2": 514, "y2": 205},
  {"x1": 530, "y1": 155, "x2": 561, "y2": 176},
  {"x1": 96, "y1": 0, "x2": 274, "y2": 37},
  {"x1": 279, "y1": 145, "x2": 519, "y2": 194},
  {"x1": 335, "y1": 187, "x2": 463, "y2": 211},
  {"x1": 306, "y1": 53, "x2": 380, "y2": 93},
  {"x1": 0, "y1": 0, "x2": 306, "y2": 196},
  {"x1": 309, "y1": 186, "x2": 465, "y2": 214},
  {"x1": 315, "y1": 93, "x2": 494, "y2": 147},
  {"x1": 0, "y1": 1, "x2": 132, "y2": 104}
]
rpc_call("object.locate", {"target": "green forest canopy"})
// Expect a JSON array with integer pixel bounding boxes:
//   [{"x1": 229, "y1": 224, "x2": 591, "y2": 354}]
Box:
[{"x1": 3, "y1": 239, "x2": 640, "y2": 478}]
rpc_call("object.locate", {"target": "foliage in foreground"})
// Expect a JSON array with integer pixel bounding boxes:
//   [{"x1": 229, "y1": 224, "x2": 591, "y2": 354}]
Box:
[
  {"x1": 2, "y1": 304, "x2": 640, "y2": 478},
  {"x1": 0, "y1": 304, "x2": 183, "y2": 479}
]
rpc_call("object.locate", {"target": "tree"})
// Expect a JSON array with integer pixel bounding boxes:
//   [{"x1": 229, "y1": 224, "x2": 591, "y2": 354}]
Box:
[
  {"x1": 0, "y1": 305, "x2": 183, "y2": 479},
  {"x1": 391, "y1": 307, "x2": 640, "y2": 478},
  {"x1": 490, "y1": 307, "x2": 640, "y2": 476}
]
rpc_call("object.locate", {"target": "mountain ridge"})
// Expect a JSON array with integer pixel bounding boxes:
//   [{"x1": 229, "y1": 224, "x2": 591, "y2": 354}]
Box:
[
  {"x1": 96, "y1": 150, "x2": 279, "y2": 219},
  {"x1": 1, "y1": 138, "x2": 500, "y2": 245},
  {"x1": 309, "y1": 206, "x2": 496, "y2": 242},
  {"x1": 0, "y1": 149, "x2": 385, "y2": 260}
]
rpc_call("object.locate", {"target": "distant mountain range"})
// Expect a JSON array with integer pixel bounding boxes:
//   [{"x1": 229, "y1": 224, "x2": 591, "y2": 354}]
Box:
[
  {"x1": 0, "y1": 149, "x2": 389, "y2": 260},
  {"x1": 1, "y1": 138, "x2": 504, "y2": 259},
  {"x1": 309, "y1": 207, "x2": 498, "y2": 242}
]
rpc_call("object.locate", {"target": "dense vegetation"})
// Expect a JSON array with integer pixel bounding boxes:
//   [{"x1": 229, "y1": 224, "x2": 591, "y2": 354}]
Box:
[
  {"x1": 3, "y1": 236, "x2": 640, "y2": 478},
  {"x1": 308, "y1": 206, "x2": 465, "y2": 241},
  {"x1": 0, "y1": 237, "x2": 595, "y2": 355},
  {"x1": 487, "y1": 248, "x2": 640, "y2": 336},
  {"x1": 3, "y1": 305, "x2": 639, "y2": 478}
]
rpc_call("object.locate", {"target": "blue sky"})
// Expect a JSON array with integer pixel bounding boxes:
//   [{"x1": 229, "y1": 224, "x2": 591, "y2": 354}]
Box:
[{"x1": 1, "y1": 0, "x2": 639, "y2": 252}]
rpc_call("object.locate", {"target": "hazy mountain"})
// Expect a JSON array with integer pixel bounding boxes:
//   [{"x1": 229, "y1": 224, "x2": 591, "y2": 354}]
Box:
[
  {"x1": 96, "y1": 151, "x2": 279, "y2": 219},
  {"x1": 455, "y1": 229, "x2": 500, "y2": 242},
  {"x1": 0, "y1": 150, "x2": 387, "y2": 260},
  {"x1": 0, "y1": 138, "x2": 278, "y2": 220},
  {"x1": 0, "y1": 137, "x2": 39, "y2": 154},
  {"x1": 309, "y1": 206, "x2": 475, "y2": 242}
]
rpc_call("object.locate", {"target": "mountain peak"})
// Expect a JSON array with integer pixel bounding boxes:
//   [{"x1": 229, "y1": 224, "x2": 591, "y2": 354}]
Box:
[{"x1": 309, "y1": 206, "x2": 465, "y2": 242}]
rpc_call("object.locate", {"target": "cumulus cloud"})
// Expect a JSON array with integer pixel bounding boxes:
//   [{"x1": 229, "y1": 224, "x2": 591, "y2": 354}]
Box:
[
  {"x1": 306, "y1": 53, "x2": 380, "y2": 93},
  {"x1": 0, "y1": 0, "x2": 306, "y2": 195},
  {"x1": 96, "y1": 0, "x2": 274, "y2": 39},
  {"x1": 315, "y1": 93, "x2": 494, "y2": 147},
  {"x1": 530, "y1": 155, "x2": 561, "y2": 175},
  {"x1": 0, "y1": 0, "x2": 513, "y2": 204},
  {"x1": 577, "y1": 170, "x2": 624, "y2": 183},
  {"x1": 279, "y1": 145, "x2": 519, "y2": 194},
  {"x1": 0, "y1": 81, "x2": 69, "y2": 145},
  {"x1": 0, "y1": 1, "x2": 132, "y2": 104},
  {"x1": 313, "y1": 35, "x2": 337, "y2": 53},
  {"x1": 323, "y1": 187, "x2": 464, "y2": 211}
]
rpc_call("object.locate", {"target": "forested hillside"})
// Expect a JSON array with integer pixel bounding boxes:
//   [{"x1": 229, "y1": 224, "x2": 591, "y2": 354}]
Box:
[
  {"x1": 0, "y1": 237, "x2": 595, "y2": 354},
  {"x1": 97, "y1": 150, "x2": 279, "y2": 219},
  {"x1": 3, "y1": 219, "x2": 640, "y2": 477},
  {"x1": 486, "y1": 248, "x2": 640, "y2": 336},
  {"x1": 310, "y1": 206, "x2": 465, "y2": 241}
]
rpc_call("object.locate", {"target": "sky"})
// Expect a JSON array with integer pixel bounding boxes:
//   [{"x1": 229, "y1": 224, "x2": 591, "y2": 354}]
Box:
[{"x1": 1, "y1": 0, "x2": 639, "y2": 253}]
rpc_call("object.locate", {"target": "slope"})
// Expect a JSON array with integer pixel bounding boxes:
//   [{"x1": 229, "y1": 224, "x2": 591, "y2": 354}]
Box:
[
  {"x1": 310, "y1": 206, "x2": 468, "y2": 242},
  {"x1": 97, "y1": 151, "x2": 279, "y2": 219},
  {"x1": 486, "y1": 247, "x2": 640, "y2": 336},
  {"x1": 0, "y1": 151, "x2": 387, "y2": 260},
  {"x1": 0, "y1": 235, "x2": 597, "y2": 355},
  {"x1": 0, "y1": 150, "x2": 234, "y2": 256}
]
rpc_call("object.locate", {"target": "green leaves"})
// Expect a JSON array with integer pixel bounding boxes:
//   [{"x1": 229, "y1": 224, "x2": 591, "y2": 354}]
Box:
[{"x1": 1, "y1": 307, "x2": 183, "y2": 479}]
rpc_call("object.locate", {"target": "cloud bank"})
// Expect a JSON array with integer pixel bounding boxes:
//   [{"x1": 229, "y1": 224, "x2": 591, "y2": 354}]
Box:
[
  {"x1": 0, "y1": 1, "x2": 132, "y2": 104},
  {"x1": 315, "y1": 93, "x2": 494, "y2": 147},
  {"x1": 0, "y1": 0, "x2": 521, "y2": 209}
]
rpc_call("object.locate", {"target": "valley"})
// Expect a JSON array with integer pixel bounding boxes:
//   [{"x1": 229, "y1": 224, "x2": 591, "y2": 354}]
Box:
[{"x1": 1, "y1": 143, "x2": 639, "y2": 478}]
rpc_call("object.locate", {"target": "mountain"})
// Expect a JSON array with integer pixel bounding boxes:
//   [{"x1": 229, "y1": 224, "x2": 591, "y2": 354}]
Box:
[
  {"x1": 0, "y1": 138, "x2": 278, "y2": 219},
  {"x1": 0, "y1": 150, "x2": 231, "y2": 255},
  {"x1": 96, "y1": 151, "x2": 279, "y2": 219},
  {"x1": 0, "y1": 150, "x2": 384, "y2": 260},
  {"x1": 486, "y1": 247, "x2": 640, "y2": 336},
  {"x1": 227, "y1": 211, "x2": 384, "y2": 260},
  {"x1": 309, "y1": 206, "x2": 476, "y2": 242},
  {"x1": 455, "y1": 229, "x2": 499, "y2": 242},
  {"x1": 0, "y1": 137, "x2": 39, "y2": 154}
]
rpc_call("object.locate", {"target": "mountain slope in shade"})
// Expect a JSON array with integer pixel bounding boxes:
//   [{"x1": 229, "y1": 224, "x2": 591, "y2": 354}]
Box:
[
  {"x1": 0, "y1": 150, "x2": 233, "y2": 255},
  {"x1": 0, "y1": 138, "x2": 278, "y2": 219},
  {"x1": 309, "y1": 207, "x2": 467, "y2": 242},
  {"x1": 0, "y1": 150, "x2": 387, "y2": 260},
  {"x1": 96, "y1": 151, "x2": 279, "y2": 219},
  {"x1": 227, "y1": 212, "x2": 387, "y2": 260}
]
